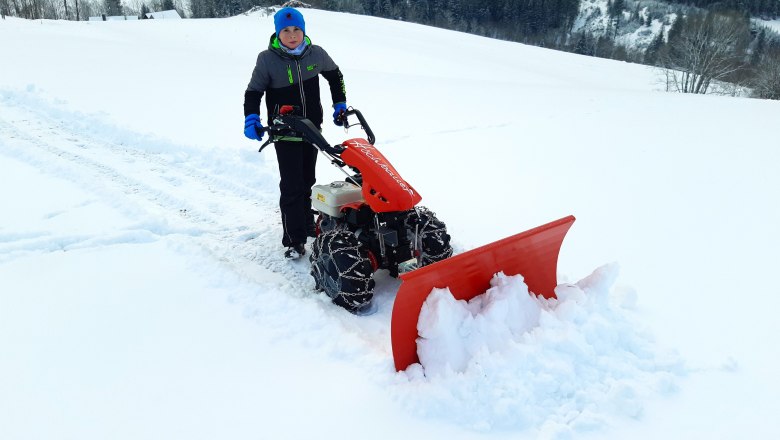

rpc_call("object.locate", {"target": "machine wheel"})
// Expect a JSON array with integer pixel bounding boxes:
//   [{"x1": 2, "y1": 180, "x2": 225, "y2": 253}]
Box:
[
  {"x1": 310, "y1": 229, "x2": 376, "y2": 314},
  {"x1": 405, "y1": 207, "x2": 453, "y2": 266}
]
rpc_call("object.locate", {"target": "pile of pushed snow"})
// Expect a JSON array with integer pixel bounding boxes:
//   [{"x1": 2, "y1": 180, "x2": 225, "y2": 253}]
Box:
[
  {"x1": 417, "y1": 272, "x2": 544, "y2": 376},
  {"x1": 395, "y1": 264, "x2": 684, "y2": 435}
]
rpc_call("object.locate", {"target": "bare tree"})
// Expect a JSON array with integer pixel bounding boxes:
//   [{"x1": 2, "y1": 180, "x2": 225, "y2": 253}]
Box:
[
  {"x1": 661, "y1": 11, "x2": 750, "y2": 94},
  {"x1": 104, "y1": 0, "x2": 121, "y2": 15},
  {"x1": 752, "y1": 55, "x2": 780, "y2": 100}
]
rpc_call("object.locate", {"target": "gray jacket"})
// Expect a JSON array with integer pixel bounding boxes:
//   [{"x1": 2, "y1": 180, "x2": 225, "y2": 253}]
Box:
[{"x1": 244, "y1": 34, "x2": 346, "y2": 127}]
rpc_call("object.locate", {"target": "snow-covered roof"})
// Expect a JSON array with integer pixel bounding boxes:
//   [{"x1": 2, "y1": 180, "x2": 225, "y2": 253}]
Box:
[
  {"x1": 757, "y1": 19, "x2": 780, "y2": 34},
  {"x1": 145, "y1": 10, "x2": 181, "y2": 19}
]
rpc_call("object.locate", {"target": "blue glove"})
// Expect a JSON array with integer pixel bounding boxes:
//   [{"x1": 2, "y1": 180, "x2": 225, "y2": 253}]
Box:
[
  {"x1": 332, "y1": 103, "x2": 347, "y2": 126},
  {"x1": 244, "y1": 114, "x2": 263, "y2": 141}
]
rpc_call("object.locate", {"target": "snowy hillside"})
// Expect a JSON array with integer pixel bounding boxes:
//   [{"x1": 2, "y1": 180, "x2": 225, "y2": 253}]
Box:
[{"x1": 2, "y1": 9, "x2": 780, "y2": 440}]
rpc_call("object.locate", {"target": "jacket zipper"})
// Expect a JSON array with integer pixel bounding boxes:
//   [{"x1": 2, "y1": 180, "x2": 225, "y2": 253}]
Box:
[{"x1": 295, "y1": 60, "x2": 306, "y2": 117}]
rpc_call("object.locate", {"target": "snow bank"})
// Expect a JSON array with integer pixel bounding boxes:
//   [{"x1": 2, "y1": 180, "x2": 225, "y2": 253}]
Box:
[
  {"x1": 399, "y1": 264, "x2": 684, "y2": 434},
  {"x1": 417, "y1": 272, "x2": 543, "y2": 376}
]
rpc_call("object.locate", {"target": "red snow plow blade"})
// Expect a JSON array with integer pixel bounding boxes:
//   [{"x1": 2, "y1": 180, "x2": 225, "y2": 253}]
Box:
[{"x1": 390, "y1": 215, "x2": 576, "y2": 371}]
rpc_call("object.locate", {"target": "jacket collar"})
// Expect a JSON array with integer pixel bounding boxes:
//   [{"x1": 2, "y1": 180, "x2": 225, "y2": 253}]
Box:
[{"x1": 269, "y1": 33, "x2": 312, "y2": 59}]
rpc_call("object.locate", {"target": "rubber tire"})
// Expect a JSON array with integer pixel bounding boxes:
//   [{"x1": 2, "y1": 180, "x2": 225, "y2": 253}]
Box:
[
  {"x1": 310, "y1": 229, "x2": 376, "y2": 314},
  {"x1": 405, "y1": 207, "x2": 453, "y2": 266}
]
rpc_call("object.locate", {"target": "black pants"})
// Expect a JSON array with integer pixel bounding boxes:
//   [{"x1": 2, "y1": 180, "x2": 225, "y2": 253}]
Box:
[{"x1": 275, "y1": 140, "x2": 317, "y2": 247}]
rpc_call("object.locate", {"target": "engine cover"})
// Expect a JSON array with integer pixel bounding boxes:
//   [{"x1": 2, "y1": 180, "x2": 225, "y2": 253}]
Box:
[{"x1": 311, "y1": 181, "x2": 364, "y2": 218}]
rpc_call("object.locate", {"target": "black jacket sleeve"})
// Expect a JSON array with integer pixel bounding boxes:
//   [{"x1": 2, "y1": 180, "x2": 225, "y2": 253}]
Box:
[
  {"x1": 244, "y1": 90, "x2": 263, "y2": 117},
  {"x1": 321, "y1": 67, "x2": 346, "y2": 105}
]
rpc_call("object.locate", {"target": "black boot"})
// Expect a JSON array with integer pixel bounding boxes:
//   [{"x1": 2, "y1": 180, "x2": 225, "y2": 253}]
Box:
[{"x1": 284, "y1": 243, "x2": 306, "y2": 260}]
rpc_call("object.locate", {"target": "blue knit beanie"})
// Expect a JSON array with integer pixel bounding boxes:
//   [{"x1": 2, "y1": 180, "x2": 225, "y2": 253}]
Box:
[{"x1": 274, "y1": 8, "x2": 305, "y2": 36}]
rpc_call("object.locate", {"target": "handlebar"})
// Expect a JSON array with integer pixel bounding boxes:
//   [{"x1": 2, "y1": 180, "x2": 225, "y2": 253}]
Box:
[
  {"x1": 338, "y1": 108, "x2": 375, "y2": 145},
  {"x1": 255, "y1": 126, "x2": 274, "y2": 153},
  {"x1": 257, "y1": 107, "x2": 375, "y2": 154}
]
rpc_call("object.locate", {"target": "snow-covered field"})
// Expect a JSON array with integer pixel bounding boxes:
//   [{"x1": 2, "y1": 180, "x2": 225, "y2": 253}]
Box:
[{"x1": 2, "y1": 9, "x2": 779, "y2": 439}]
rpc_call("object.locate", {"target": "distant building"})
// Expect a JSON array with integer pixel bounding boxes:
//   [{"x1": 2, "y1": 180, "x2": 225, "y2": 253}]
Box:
[
  {"x1": 145, "y1": 10, "x2": 181, "y2": 19},
  {"x1": 88, "y1": 15, "x2": 139, "y2": 21}
]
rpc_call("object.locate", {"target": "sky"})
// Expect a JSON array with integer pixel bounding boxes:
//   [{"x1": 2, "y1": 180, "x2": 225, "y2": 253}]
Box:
[{"x1": 1, "y1": 9, "x2": 780, "y2": 440}]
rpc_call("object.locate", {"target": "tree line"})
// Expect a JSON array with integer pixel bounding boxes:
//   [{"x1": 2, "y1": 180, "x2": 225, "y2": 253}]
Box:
[
  {"x1": 305, "y1": 0, "x2": 780, "y2": 99},
  {"x1": 0, "y1": 0, "x2": 183, "y2": 19},
  {"x1": 665, "y1": 10, "x2": 780, "y2": 98},
  {"x1": 186, "y1": 0, "x2": 581, "y2": 40},
  {"x1": 570, "y1": 2, "x2": 780, "y2": 98},
  {"x1": 668, "y1": 0, "x2": 780, "y2": 18}
]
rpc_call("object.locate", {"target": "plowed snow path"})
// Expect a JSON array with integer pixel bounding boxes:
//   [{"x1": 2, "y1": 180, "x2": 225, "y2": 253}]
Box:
[
  {"x1": 0, "y1": 96, "x2": 398, "y2": 369},
  {"x1": 1, "y1": 102, "x2": 288, "y2": 271}
]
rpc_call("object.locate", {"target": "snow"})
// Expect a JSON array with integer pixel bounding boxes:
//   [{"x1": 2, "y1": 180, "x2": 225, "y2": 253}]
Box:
[
  {"x1": 411, "y1": 266, "x2": 683, "y2": 432},
  {"x1": 417, "y1": 273, "x2": 545, "y2": 377},
  {"x1": 2, "y1": 9, "x2": 780, "y2": 439},
  {"x1": 758, "y1": 19, "x2": 780, "y2": 34}
]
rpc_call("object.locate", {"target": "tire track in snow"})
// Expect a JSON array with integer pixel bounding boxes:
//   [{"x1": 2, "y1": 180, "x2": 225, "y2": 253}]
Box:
[
  {"x1": 0, "y1": 97, "x2": 398, "y2": 372},
  {"x1": 0, "y1": 101, "x2": 316, "y2": 295}
]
